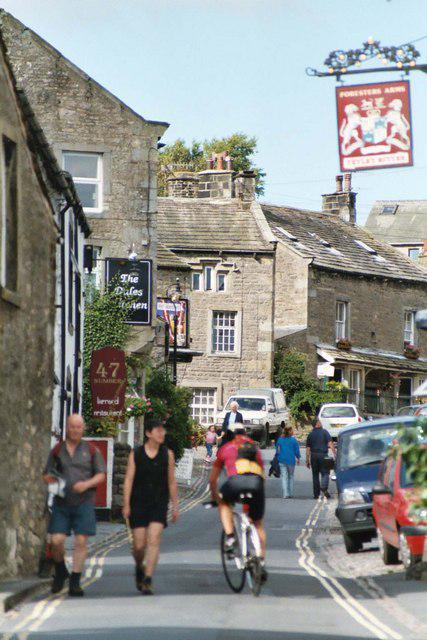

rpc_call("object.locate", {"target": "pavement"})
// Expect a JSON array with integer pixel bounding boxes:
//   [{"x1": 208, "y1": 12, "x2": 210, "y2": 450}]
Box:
[{"x1": 0, "y1": 448, "x2": 426, "y2": 640}]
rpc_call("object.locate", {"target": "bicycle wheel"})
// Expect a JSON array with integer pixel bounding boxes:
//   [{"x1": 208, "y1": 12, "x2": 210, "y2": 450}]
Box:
[
  {"x1": 245, "y1": 524, "x2": 263, "y2": 597},
  {"x1": 220, "y1": 519, "x2": 246, "y2": 593}
]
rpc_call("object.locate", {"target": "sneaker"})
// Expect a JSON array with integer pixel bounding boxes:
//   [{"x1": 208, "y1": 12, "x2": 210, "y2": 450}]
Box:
[
  {"x1": 330, "y1": 472, "x2": 336, "y2": 481},
  {"x1": 135, "y1": 565, "x2": 144, "y2": 592},
  {"x1": 141, "y1": 577, "x2": 153, "y2": 596},
  {"x1": 51, "y1": 561, "x2": 69, "y2": 594},
  {"x1": 224, "y1": 534, "x2": 236, "y2": 559}
]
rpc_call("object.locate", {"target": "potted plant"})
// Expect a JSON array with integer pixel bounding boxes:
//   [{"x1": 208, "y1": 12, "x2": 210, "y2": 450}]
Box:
[
  {"x1": 403, "y1": 344, "x2": 420, "y2": 360},
  {"x1": 124, "y1": 395, "x2": 153, "y2": 419},
  {"x1": 336, "y1": 338, "x2": 352, "y2": 350}
]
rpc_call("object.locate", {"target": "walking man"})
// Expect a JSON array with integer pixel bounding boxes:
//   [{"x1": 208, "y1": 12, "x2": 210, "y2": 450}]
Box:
[
  {"x1": 219, "y1": 401, "x2": 244, "y2": 447},
  {"x1": 43, "y1": 414, "x2": 106, "y2": 596},
  {"x1": 306, "y1": 420, "x2": 335, "y2": 499},
  {"x1": 122, "y1": 416, "x2": 179, "y2": 595}
]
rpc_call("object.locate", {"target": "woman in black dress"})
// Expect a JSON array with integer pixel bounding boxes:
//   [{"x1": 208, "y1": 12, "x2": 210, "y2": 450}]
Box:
[{"x1": 123, "y1": 417, "x2": 179, "y2": 595}]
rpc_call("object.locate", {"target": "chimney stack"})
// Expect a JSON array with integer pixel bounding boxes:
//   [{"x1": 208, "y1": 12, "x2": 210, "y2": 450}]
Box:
[
  {"x1": 234, "y1": 170, "x2": 256, "y2": 202},
  {"x1": 197, "y1": 153, "x2": 233, "y2": 199},
  {"x1": 167, "y1": 171, "x2": 199, "y2": 198},
  {"x1": 322, "y1": 174, "x2": 356, "y2": 224}
]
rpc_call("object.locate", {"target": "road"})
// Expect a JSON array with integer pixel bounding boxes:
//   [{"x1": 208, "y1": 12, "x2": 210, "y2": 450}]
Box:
[{"x1": 0, "y1": 449, "x2": 424, "y2": 640}]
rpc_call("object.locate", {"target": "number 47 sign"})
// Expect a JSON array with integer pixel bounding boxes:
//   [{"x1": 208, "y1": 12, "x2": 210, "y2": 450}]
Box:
[{"x1": 90, "y1": 347, "x2": 127, "y2": 419}]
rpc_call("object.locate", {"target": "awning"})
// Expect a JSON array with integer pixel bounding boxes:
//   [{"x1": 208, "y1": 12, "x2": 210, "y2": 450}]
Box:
[{"x1": 317, "y1": 344, "x2": 427, "y2": 375}]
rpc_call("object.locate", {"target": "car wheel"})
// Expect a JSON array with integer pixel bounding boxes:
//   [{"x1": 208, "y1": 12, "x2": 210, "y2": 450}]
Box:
[
  {"x1": 398, "y1": 531, "x2": 423, "y2": 577},
  {"x1": 378, "y1": 528, "x2": 399, "y2": 565},
  {"x1": 343, "y1": 532, "x2": 363, "y2": 554}
]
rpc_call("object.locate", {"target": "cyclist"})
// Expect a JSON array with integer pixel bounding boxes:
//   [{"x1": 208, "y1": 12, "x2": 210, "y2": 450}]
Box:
[{"x1": 208, "y1": 422, "x2": 267, "y2": 582}]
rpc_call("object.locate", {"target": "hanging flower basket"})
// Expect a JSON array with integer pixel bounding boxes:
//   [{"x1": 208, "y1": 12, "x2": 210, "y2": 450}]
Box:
[
  {"x1": 403, "y1": 345, "x2": 420, "y2": 360},
  {"x1": 125, "y1": 396, "x2": 153, "y2": 419},
  {"x1": 336, "y1": 339, "x2": 352, "y2": 350}
]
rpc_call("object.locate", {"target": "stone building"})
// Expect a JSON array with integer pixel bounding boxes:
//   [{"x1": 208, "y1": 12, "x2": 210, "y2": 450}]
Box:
[
  {"x1": 157, "y1": 163, "x2": 276, "y2": 425},
  {"x1": 365, "y1": 199, "x2": 427, "y2": 262},
  {"x1": 264, "y1": 175, "x2": 427, "y2": 415},
  {"x1": 0, "y1": 32, "x2": 88, "y2": 577},
  {"x1": 0, "y1": 10, "x2": 169, "y2": 364}
]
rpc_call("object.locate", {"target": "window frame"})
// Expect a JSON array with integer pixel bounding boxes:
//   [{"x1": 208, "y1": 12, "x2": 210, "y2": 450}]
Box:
[
  {"x1": 204, "y1": 266, "x2": 213, "y2": 291},
  {"x1": 335, "y1": 301, "x2": 349, "y2": 341},
  {"x1": 191, "y1": 271, "x2": 202, "y2": 291},
  {"x1": 0, "y1": 135, "x2": 18, "y2": 294},
  {"x1": 210, "y1": 310, "x2": 241, "y2": 357},
  {"x1": 403, "y1": 310, "x2": 416, "y2": 346},
  {"x1": 190, "y1": 388, "x2": 217, "y2": 426},
  {"x1": 62, "y1": 151, "x2": 103, "y2": 214},
  {"x1": 408, "y1": 248, "x2": 420, "y2": 261},
  {"x1": 217, "y1": 272, "x2": 226, "y2": 292}
]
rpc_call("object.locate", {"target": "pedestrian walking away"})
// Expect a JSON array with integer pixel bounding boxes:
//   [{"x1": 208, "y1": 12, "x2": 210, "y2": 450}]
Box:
[
  {"x1": 306, "y1": 420, "x2": 335, "y2": 499},
  {"x1": 219, "y1": 401, "x2": 243, "y2": 448},
  {"x1": 205, "y1": 425, "x2": 217, "y2": 462},
  {"x1": 42, "y1": 414, "x2": 106, "y2": 596},
  {"x1": 122, "y1": 415, "x2": 179, "y2": 595},
  {"x1": 276, "y1": 426, "x2": 301, "y2": 498}
]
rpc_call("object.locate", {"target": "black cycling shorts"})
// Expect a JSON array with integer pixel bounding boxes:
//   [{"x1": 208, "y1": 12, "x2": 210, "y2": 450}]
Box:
[{"x1": 220, "y1": 473, "x2": 265, "y2": 522}]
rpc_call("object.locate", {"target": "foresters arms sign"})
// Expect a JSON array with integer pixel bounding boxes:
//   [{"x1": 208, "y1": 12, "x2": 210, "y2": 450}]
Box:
[
  {"x1": 105, "y1": 258, "x2": 152, "y2": 325},
  {"x1": 90, "y1": 347, "x2": 127, "y2": 419},
  {"x1": 336, "y1": 80, "x2": 413, "y2": 171}
]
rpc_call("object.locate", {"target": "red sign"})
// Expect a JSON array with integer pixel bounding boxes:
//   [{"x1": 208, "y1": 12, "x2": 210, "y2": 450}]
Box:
[
  {"x1": 90, "y1": 347, "x2": 127, "y2": 419},
  {"x1": 84, "y1": 437, "x2": 114, "y2": 508},
  {"x1": 336, "y1": 81, "x2": 413, "y2": 172}
]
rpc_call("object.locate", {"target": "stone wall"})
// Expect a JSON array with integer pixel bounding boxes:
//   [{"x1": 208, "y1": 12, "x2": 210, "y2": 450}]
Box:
[
  {"x1": 111, "y1": 443, "x2": 131, "y2": 518},
  {"x1": 197, "y1": 170, "x2": 233, "y2": 199},
  {"x1": 158, "y1": 251, "x2": 275, "y2": 409},
  {"x1": 0, "y1": 45, "x2": 56, "y2": 577},
  {"x1": 273, "y1": 242, "x2": 309, "y2": 333},
  {"x1": 1, "y1": 12, "x2": 168, "y2": 351}
]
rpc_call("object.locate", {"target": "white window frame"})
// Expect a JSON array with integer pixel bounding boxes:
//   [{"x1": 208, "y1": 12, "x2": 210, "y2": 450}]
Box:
[
  {"x1": 191, "y1": 271, "x2": 202, "y2": 291},
  {"x1": 63, "y1": 151, "x2": 103, "y2": 213},
  {"x1": 204, "y1": 266, "x2": 213, "y2": 291},
  {"x1": 84, "y1": 246, "x2": 102, "y2": 291},
  {"x1": 335, "y1": 301, "x2": 348, "y2": 341},
  {"x1": 217, "y1": 272, "x2": 226, "y2": 292},
  {"x1": 190, "y1": 388, "x2": 217, "y2": 426},
  {"x1": 210, "y1": 310, "x2": 241, "y2": 357},
  {"x1": 403, "y1": 310, "x2": 415, "y2": 345}
]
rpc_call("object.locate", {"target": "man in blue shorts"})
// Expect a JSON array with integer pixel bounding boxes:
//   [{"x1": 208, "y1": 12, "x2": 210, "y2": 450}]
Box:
[{"x1": 43, "y1": 414, "x2": 105, "y2": 596}]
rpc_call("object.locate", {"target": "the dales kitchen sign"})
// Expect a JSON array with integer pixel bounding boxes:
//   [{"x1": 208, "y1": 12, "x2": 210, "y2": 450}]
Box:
[{"x1": 106, "y1": 258, "x2": 152, "y2": 325}]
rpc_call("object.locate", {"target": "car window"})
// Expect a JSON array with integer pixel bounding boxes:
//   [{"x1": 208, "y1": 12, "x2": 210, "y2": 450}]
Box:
[
  {"x1": 321, "y1": 406, "x2": 356, "y2": 418},
  {"x1": 337, "y1": 426, "x2": 397, "y2": 470},
  {"x1": 396, "y1": 406, "x2": 413, "y2": 416},
  {"x1": 225, "y1": 397, "x2": 266, "y2": 412}
]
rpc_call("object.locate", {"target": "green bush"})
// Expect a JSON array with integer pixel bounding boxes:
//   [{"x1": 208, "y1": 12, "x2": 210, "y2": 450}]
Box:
[
  {"x1": 289, "y1": 382, "x2": 347, "y2": 424},
  {"x1": 146, "y1": 366, "x2": 193, "y2": 460},
  {"x1": 396, "y1": 418, "x2": 427, "y2": 523}
]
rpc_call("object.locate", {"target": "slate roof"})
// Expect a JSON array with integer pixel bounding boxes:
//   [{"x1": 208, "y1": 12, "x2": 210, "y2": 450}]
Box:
[
  {"x1": 157, "y1": 243, "x2": 190, "y2": 269},
  {"x1": 317, "y1": 344, "x2": 427, "y2": 374},
  {"x1": 158, "y1": 198, "x2": 274, "y2": 253},
  {"x1": 365, "y1": 200, "x2": 427, "y2": 245},
  {"x1": 262, "y1": 204, "x2": 427, "y2": 283}
]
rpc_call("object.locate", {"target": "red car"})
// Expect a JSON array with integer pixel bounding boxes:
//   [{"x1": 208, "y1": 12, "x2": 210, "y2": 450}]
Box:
[{"x1": 372, "y1": 449, "x2": 426, "y2": 572}]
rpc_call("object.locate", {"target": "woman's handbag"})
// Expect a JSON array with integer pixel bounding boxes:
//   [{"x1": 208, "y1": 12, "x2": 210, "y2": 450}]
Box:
[
  {"x1": 269, "y1": 453, "x2": 281, "y2": 478},
  {"x1": 323, "y1": 454, "x2": 335, "y2": 471}
]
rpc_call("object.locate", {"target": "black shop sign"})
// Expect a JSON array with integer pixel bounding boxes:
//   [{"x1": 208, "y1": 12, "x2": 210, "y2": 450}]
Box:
[{"x1": 105, "y1": 258, "x2": 152, "y2": 325}]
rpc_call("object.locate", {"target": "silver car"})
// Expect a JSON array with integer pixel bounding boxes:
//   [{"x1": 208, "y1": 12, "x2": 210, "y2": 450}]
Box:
[{"x1": 318, "y1": 403, "x2": 363, "y2": 439}]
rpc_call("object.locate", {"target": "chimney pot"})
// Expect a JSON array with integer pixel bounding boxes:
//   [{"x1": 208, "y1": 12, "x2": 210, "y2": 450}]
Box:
[
  {"x1": 335, "y1": 175, "x2": 343, "y2": 193},
  {"x1": 344, "y1": 173, "x2": 352, "y2": 192}
]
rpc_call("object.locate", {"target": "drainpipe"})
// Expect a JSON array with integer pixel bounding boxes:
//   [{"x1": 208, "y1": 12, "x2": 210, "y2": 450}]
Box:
[{"x1": 59, "y1": 202, "x2": 71, "y2": 439}]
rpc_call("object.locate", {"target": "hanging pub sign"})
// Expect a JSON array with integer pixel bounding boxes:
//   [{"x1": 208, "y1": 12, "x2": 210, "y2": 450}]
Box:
[
  {"x1": 90, "y1": 347, "x2": 127, "y2": 419},
  {"x1": 336, "y1": 80, "x2": 413, "y2": 172},
  {"x1": 156, "y1": 298, "x2": 188, "y2": 348},
  {"x1": 105, "y1": 258, "x2": 152, "y2": 325}
]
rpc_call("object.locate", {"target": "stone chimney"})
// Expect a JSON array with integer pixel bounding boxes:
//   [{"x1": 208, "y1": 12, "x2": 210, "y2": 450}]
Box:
[
  {"x1": 167, "y1": 171, "x2": 199, "y2": 198},
  {"x1": 234, "y1": 170, "x2": 256, "y2": 202},
  {"x1": 322, "y1": 173, "x2": 356, "y2": 224},
  {"x1": 197, "y1": 152, "x2": 233, "y2": 199},
  {"x1": 418, "y1": 240, "x2": 427, "y2": 270}
]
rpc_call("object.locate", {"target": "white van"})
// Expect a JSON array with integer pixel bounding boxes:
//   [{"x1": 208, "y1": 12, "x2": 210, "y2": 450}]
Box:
[{"x1": 216, "y1": 388, "x2": 289, "y2": 448}]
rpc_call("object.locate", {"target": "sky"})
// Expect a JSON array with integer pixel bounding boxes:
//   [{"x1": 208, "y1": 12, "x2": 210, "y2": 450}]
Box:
[{"x1": 2, "y1": 0, "x2": 427, "y2": 223}]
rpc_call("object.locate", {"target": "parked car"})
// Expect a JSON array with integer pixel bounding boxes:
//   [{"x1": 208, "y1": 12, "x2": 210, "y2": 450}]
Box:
[
  {"x1": 335, "y1": 416, "x2": 416, "y2": 553},
  {"x1": 318, "y1": 403, "x2": 363, "y2": 439},
  {"x1": 396, "y1": 403, "x2": 427, "y2": 417},
  {"x1": 216, "y1": 388, "x2": 289, "y2": 447},
  {"x1": 372, "y1": 443, "x2": 426, "y2": 572}
]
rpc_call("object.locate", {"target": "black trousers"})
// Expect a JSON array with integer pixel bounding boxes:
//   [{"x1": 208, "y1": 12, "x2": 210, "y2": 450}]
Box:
[{"x1": 311, "y1": 453, "x2": 330, "y2": 498}]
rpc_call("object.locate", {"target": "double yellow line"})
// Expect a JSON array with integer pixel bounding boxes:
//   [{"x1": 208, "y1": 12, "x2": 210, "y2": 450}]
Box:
[{"x1": 296, "y1": 499, "x2": 402, "y2": 640}]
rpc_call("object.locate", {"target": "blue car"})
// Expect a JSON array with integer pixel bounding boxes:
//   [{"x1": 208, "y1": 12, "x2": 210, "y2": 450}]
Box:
[{"x1": 335, "y1": 415, "x2": 416, "y2": 554}]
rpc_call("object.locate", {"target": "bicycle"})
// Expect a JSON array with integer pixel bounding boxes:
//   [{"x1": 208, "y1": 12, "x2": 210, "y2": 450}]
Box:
[{"x1": 204, "y1": 493, "x2": 264, "y2": 597}]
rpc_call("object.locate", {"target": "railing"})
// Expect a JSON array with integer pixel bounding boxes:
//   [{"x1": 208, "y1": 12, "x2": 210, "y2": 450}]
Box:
[{"x1": 346, "y1": 390, "x2": 412, "y2": 416}]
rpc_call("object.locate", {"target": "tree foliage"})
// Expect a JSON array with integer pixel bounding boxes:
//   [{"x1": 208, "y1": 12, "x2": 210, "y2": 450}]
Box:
[
  {"x1": 396, "y1": 418, "x2": 427, "y2": 523},
  {"x1": 158, "y1": 132, "x2": 265, "y2": 196}
]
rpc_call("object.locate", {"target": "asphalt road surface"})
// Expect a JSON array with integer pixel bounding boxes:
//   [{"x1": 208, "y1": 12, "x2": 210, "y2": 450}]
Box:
[{"x1": 0, "y1": 449, "x2": 422, "y2": 640}]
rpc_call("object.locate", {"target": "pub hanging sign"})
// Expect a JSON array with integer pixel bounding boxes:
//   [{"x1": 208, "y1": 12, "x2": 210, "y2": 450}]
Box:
[
  {"x1": 336, "y1": 80, "x2": 413, "y2": 172},
  {"x1": 105, "y1": 258, "x2": 152, "y2": 325}
]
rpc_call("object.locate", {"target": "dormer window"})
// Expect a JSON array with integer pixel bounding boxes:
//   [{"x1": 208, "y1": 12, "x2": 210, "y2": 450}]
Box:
[{"x1": 204, "y1": 266, "x2": 213, "y2": 291}]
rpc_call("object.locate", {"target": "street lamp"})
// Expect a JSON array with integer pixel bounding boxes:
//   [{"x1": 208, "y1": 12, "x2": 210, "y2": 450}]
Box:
[{"x1": 167, "y1": 278, "x2": 182, "y2": 385}]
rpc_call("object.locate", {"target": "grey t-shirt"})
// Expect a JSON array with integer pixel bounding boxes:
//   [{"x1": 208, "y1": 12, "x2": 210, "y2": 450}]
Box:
[{"x1": 45, "y1": 441, "x2": 105, "y2": 506}]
